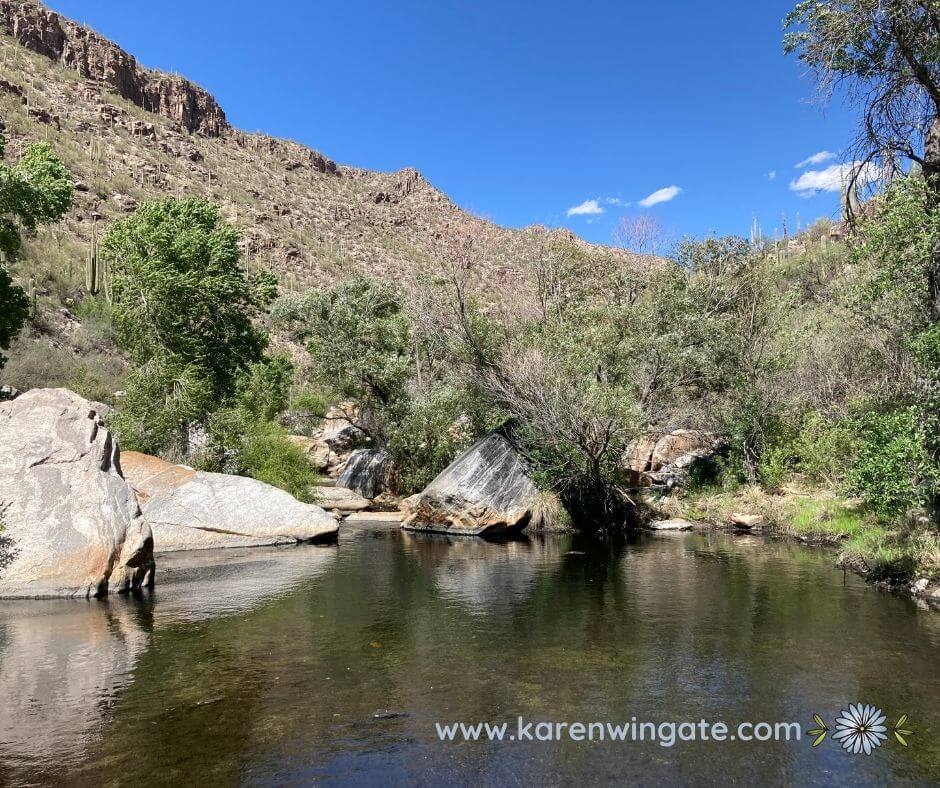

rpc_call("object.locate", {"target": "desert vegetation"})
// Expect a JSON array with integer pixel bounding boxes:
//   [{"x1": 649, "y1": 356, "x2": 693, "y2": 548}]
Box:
[{"x1": 0, "y1": 0, "x2": 938, "y2": 584}]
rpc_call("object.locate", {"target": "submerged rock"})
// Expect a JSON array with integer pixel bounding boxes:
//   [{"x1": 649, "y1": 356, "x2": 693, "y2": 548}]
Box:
[
  {"x1": 0, "y1": 388, "x2": 154, "y2": 598},
  {"x1": 401, "y1": 424, "x2": 540, "y2": 536},
  {"x1": 121, "y1": 452, "x2": 338, "y2": 552},
  {"x1": 338, "y1": 449, "x2": 392, "y2": 499}
]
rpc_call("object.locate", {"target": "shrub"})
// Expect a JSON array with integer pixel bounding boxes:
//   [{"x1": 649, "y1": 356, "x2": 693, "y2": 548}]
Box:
[
  {"x1": 384, "y1": 383, "x2": 497, "y2": 494},
  {"x1": 237, "y1": 421, "x2": 319, "y2": 502},
  {"x1": 847, "y1": 407, "x2": 938, "y2": 517}
]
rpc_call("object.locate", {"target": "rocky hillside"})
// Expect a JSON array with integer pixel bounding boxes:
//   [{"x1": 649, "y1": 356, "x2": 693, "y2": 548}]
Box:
[{"x1": 0, "y1": 0, "x2": 642, "y2": 304}]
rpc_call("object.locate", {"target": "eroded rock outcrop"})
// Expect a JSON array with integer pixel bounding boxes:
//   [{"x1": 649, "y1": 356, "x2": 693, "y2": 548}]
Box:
[
  {"x1": 289, "y1": 402, "x2": 371, "y2": 477},
  {"x1": 401, "y1": 424, "x2": 540, "y2": 536},
  {"x1": 0, "y1": 0, "x2": 227, "y2": 135},
  {"x1": 624, "y1": 430, "x2": 726, "y2": 488},
  {"x1": 121, "y1": 452, "x2": 338, "y2": 552},
  {"x1": 0, "y1": 388, "x2": 154, "y2": 598}
]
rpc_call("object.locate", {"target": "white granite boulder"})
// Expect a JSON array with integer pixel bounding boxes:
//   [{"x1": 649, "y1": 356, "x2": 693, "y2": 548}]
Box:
[
  {"x1": 401, "y1": 425, "x2": 540, "y2": 536},
  {"x1": 0, "y1": 388, "x2": 154, "y2": 598},
  {"x1": 122, "y1": 452, "x2": 338, "y2": 552}
]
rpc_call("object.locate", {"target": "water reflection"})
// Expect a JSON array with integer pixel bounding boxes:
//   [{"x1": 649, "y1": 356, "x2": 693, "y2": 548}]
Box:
[
  {"x1": 398, "y1": 532, "x2": 569, "y2": 613},
  {"x1": 0, "y1": 530, "x2": 937, "y2": 786},
  {"x1": 0, "y1": 601, "x2": 147, "y2": 768},
  {"x1": 146, "y1": 543, "x2": 338, "y2": 624}
]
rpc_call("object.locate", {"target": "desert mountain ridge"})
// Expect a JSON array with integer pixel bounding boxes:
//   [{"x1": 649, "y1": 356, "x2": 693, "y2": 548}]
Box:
[{"x1": 0, "y1": 0, "x2": 646, "y2": 302}]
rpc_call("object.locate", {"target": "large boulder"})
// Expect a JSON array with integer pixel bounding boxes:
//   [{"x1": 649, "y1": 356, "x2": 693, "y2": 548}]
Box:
[
  {"x1": 401, "y1": 424, "x2": 540, "y2": 536},
  {"x1": 338, "y1": 448, "x2": 392, "y2": 499},
  {"x1": 0, "y1": 388, "x2": 154, "y2": 598},
  {"x1": 121, "y1": 452, "x2": 338, "y2": 552},
  {"x1": 624, "y1": 429, "x2": 725, "y2": 488}
]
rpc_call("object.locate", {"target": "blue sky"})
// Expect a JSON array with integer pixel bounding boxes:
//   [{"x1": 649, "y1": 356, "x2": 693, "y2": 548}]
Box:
[{"x1": 45, "y1": 1, "x2": 859, "y2": 245}]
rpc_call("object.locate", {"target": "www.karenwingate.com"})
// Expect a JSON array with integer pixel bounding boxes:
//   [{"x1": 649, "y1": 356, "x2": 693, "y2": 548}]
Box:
[{"x1": 436, "y1": 718, "x2": 802, "y2": 747}]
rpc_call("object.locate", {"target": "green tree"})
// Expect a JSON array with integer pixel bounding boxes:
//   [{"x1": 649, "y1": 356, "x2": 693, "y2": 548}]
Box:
[
  {"x1": 275, "y1": 277, "x2": 412, "y2": 413},
  {"x1": 273, "y1": 277, "x2": 498, "y2": 495},
  {"x1": 102, "y1": 198, "x2": 277, "y2": 455},
  {"x1": 785, "y1": 0, "x2": 940, "y2": 317},
  {"x1": 0, "y1": 130, "x2": 72, "y2": 368}
]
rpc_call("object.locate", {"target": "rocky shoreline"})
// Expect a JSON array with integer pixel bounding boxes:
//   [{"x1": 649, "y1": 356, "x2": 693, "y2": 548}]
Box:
[
  {"x1": 1, "y1": 386, "x2": 936, "y2": 610},
  {"x1": 644, "y1": 514, "x2": 940, "y2": 608}
]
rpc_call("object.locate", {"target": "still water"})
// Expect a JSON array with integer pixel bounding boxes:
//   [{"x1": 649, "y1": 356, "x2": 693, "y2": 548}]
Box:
[{"x1": 0, "y1": 525, "x2": 938, "y2": 786}]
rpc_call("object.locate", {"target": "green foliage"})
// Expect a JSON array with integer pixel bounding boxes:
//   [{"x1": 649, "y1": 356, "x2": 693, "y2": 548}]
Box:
[
  {"x1": 274, "y1": 277, "x2": 412, "y2": 410},
  {"x1": 385, "y1": 384, "x2": 497, "y2": 493},
  {"x1": 230, "y1": 420, "x2": 319, "y2": 503},
  {"x1": 0, "y1": 139, "x2": 73, "y2": 258},
  {"x1": 850, "y1": 177, "x2": 938, "y2": 339},
  {"x1": 0, "y1": 267, "x2": 29, "y2": 370},
  {"x1": 193, "y1": 356, "x2": 320, "y2": 500},
  {"x1": 631, "y1": 236, "x2": 799, "y2": 482},
  {"x1": 109, "y1": 355, "x2": 215, "y2": 456},
  {"x1": 847, "y1": 407, "x2": 938, "y2": 517},
  {"x1": 292, "y1": 388, "x2": 329, "y2": 418},
  {"x1": 277, "y1": 277, "x2": 497, "y2": 495},
  {"x1": 234, "y1": 354, "x2": 293, "y2": 422},
  {"x1": 102, "y1": 198, "x2": 277, "y2": 456},
  {"x1": 0, "y1": 131, "x2": 72, "y2": 368},
  {"x1": 793, "y1": 413, "x2": 856, "y2": 483},
  {"x1": 102, "y1": 197, "x2": 276, "y2": 391}
]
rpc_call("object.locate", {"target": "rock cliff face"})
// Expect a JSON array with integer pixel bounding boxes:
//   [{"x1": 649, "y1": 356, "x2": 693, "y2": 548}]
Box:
[
  {"x1": 0, "y1": 0, "x2": 655, "y2": 384},
  {"x1": 0, "y1": 0, "x2": 226, "y2": 135}
]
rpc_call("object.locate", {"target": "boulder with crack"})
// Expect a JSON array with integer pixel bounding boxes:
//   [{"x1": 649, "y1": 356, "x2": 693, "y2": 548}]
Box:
[{"x1": 337, "y1": 448, "x2": 392, "y2": 499}]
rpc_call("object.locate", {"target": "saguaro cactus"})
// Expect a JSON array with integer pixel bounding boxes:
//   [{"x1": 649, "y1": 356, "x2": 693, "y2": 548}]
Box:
[
  {"x1": 26, "y1": 277, "x2": 36, "y2": 318},
  {"x1": 86, "y1": 223, "x2": 99, "y2": 295}
]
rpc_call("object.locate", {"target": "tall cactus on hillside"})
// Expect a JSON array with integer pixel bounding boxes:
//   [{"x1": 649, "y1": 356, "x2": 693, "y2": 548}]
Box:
[
  {"x1": 86, "y1": 221, "x2": 99, "y2": 295},
  {"x1": 26, "y1": 278, "x2": 36, "y2": 318}
]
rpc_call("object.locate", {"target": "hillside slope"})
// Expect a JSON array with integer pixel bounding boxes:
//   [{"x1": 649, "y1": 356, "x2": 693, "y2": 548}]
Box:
[{"x1": 0, "y1": 0, "x2": 641, "y2": 302}]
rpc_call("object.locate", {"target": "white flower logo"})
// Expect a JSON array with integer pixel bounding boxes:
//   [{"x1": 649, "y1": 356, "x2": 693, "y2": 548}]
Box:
[{"x1": 832, "y1": 703, "x2": 888, "y2": 755}]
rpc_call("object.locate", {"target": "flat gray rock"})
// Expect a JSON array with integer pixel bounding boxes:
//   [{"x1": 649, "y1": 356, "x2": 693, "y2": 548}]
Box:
[
  {"x1": 648, "y1": 518, "x2": 695, "y2": 531},
  {"x1": 0, "y1": 388, "x2": 154, "y2": 598},
  {"x1": 313, "y1": 485, "x2": 371, "y2": 512}
]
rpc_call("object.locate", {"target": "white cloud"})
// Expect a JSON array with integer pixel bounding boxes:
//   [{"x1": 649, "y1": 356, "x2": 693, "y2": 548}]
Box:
[
  {"x1": 603, "y1": 196, "x2": 632, "y2": 207},
  {"x1": 789, "y1": 161, "x2": 883, "y2": 196},
  {"x1": 795, "y1": 150, "x2": 836, "y2": 169},
  {"x1": 638, "y1": 185, "x2": 681, "y2": 208},
  {"x1": 768, "y1": 171, "x2": 777, "y2": 181},
  {"x1": 566, "y1": 199, "x2": 604, "y2": 217}
]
